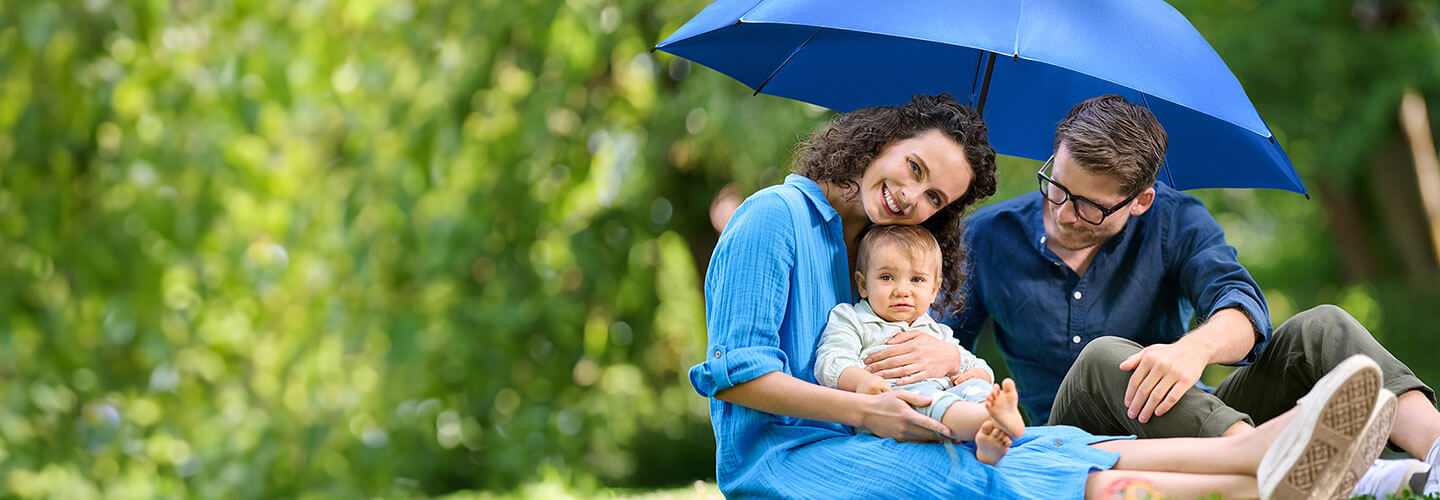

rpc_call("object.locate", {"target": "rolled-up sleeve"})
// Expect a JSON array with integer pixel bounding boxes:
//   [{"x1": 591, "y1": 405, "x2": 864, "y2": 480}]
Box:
[
  {"x1": 689, "y1": 193, "x2": 796, "y2": 398},
  {"x1": 1168, "y1": 196, "x2": 1272, "y2": 365}
]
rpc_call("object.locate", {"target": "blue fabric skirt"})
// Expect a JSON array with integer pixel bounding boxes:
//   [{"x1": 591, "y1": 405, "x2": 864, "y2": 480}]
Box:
[{"x1": 722, "y1": 424, "x2": 1128, "y2": 500}]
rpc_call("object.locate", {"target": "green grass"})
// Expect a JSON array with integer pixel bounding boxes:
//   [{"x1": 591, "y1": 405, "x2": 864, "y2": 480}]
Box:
[
  {"x1": 438, "y1": 481, "x2": 722, "y2": 500},
  {"x1": 448, "y1": 482, "x2": 1440, "y2": 499}
]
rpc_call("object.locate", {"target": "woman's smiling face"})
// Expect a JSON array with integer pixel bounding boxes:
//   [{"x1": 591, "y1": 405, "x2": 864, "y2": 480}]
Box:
[{"x1": 859, "y1": 129, "x2": 973, "y2": 226}]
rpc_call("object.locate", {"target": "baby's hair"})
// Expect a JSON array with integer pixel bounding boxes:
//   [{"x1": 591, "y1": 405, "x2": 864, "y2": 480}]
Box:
[{"x1": 854, "y1": 225, "x2": 943, "y2": 279}]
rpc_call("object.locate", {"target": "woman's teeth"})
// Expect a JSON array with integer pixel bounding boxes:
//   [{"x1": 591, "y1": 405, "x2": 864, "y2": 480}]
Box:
[{"x1": 883, "y1": 185, "x2": 902, "y2": 215}]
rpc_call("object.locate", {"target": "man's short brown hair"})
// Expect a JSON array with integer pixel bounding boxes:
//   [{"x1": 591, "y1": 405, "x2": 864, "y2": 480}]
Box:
[{"x1": 1053, "y1": 95, "x2": 1168, "y2": 196}]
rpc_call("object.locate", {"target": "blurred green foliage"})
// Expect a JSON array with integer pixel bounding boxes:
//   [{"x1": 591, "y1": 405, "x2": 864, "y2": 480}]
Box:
[{"x1": 2, "y1": 0, "x2": 1439, "y2": 497}]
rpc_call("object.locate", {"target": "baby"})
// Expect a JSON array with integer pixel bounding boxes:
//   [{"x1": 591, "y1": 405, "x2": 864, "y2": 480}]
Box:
[{"x1": 815, "y1": 224, "x2": 1025, "y2": 465}]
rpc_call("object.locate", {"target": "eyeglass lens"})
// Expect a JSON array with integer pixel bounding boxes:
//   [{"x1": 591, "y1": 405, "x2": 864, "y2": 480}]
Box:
[{"x1": 1039, "y1": 176, "x2": 1107, "y2": 224}]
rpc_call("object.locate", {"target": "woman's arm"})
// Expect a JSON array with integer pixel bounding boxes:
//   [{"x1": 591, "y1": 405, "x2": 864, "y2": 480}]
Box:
[{"x1": 716, "y1": 371, "x2": 952, "y2": 442}]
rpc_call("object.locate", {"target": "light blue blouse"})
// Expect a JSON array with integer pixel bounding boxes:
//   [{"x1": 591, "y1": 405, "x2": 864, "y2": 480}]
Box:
[{"x1": 690, "y1": 175, "x2": 1126, "y2": 499}]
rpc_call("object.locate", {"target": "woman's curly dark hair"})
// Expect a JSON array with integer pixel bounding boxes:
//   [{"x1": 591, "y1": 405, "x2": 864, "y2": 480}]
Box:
[{"x1": 794, "y1": 93, "x2": 998, "y2": 314}]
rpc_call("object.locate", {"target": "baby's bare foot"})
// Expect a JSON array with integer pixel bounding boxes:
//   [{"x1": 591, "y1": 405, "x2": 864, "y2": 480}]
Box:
[
  {"x1": 974, "y1": 420, "x2": 1011, "y2": 466},
  {"x1": 983, "y1": 378, "x2": 1025, "y2": 439}
]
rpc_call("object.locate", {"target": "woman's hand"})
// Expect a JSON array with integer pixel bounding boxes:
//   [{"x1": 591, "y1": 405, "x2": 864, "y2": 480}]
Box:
[
  {"x1": 857, "y1": 390, "x2": 952, "y2": 442},
  {"x1": 864, "y1": 331, "x2": 962, "y2": 385}
]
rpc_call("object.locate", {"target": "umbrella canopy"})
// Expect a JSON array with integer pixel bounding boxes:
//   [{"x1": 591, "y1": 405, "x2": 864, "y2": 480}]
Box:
[{"x1": 655, "y1": 0, "x2": 1306, "y2": 195}]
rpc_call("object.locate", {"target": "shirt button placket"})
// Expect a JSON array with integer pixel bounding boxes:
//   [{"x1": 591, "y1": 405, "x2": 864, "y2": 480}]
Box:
[{"x1": 1069, "y1": 288, "x2": 1084, "y2": 351}]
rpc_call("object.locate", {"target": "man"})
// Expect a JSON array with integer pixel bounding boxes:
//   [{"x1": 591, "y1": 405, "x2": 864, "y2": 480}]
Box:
[{"x1": 914, "y1": 95, "x2": 1440, "y2": 496}]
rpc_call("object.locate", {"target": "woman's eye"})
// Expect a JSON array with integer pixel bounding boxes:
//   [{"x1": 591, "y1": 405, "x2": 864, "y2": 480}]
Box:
[
  {"x1": 909, "y1": 159, "x2": 920, "y2": 176},
  {"x1": 928, "y1": 192, "x2": 942, "y2": 206}
]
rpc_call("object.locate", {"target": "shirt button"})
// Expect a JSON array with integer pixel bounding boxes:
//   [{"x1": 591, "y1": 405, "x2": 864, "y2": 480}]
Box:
[
  {"x1": 1072, "y1": 336, "x2": 1082, "y2": 344},
  {"x1": 1040, "y1": 236, "x2": 1047, "y2": 244},
  {"x1": 1072, "y1": 291, "x2": 1082, "y2": 300},
  {"x1": 1054, "y1": 439, "x2": 1063, "y2": 446},
  {"x1": 714, "y1": 350, "x2": 722, "y2": 358}
]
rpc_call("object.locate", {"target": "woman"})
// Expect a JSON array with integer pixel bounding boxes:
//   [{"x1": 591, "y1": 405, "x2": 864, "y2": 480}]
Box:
[{"x1": 690, "y1": 93, "x2": 1389, "y2": 499}]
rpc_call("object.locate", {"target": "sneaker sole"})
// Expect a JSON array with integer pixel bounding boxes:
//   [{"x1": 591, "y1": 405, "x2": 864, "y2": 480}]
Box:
[
  {"x1": 1331, "y1": 390, "x2": 1398, "y2": 500},
  {"x1": 1258, "y1": 355, "x2": 1382, "y2": 500}
]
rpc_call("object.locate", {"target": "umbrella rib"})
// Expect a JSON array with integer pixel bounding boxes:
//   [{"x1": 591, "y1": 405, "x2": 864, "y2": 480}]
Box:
[
  {"x1": 975, "y1": 52, "x2": 997, "y2": 117},
  {"x1": 753, "y1": 27, "x2": 824, "y2": 96},
  {"x1": 1139, "y1": 93, "x2": 1178, "y2": 189}
]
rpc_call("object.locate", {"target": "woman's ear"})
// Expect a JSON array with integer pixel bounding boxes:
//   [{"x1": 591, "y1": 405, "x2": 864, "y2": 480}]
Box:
[{"x1": 854, "y1": 270, "x2": 868, "y2": 298}]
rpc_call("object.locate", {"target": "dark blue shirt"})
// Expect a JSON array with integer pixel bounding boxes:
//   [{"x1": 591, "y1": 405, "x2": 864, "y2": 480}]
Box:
[{"x1": 941, "y1": 183, "x2": 1271, "y2": 422}]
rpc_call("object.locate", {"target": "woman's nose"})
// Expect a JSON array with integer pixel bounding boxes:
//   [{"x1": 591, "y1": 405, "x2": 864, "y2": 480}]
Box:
[{"x1": 898, "y1": 186, "x2": 917, "y2": 209}]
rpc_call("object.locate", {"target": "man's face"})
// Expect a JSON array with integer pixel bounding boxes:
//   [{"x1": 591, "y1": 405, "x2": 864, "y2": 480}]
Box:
[{"x1": 1041, "y1": 145, "x2": 1150, "y2": 251}]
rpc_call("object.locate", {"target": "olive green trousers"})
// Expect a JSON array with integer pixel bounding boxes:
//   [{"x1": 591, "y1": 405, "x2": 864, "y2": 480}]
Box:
[{"x1": 1048, "y1": 305, "x2": 1433, "y2": 438}]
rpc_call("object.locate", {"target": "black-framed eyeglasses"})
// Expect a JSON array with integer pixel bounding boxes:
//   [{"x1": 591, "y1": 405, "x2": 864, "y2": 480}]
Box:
[{"x1": 1036, "y1": 155, "x2": 1140, "y2": 226}]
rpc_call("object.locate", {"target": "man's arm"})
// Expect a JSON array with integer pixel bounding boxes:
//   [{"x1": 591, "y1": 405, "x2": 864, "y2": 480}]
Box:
[{"x1": 1122, "y1": 192, "x2": 1269, "y2": 423}]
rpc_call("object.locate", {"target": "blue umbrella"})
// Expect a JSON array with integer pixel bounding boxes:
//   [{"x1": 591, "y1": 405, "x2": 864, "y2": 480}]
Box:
[{"x1": 654, "y1": 0, "x2": 1307, "y2": 195}]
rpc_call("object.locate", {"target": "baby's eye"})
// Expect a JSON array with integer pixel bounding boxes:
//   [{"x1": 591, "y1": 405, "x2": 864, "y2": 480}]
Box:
[
  {"x1": 911, "y1": 276, "x2": 926, "y2": 283},
  {"x1": 879, "y1": 274, "x2": 893, "y2": 281}
]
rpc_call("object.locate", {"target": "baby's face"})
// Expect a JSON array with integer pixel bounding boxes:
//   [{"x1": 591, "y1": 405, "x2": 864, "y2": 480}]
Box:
[{"x1": 857, "y1": 248, "x2": 942, "y2": 324}]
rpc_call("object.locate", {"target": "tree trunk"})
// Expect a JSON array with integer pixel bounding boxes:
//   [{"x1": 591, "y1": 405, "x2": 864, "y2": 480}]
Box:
[
  {"x1": 1399, "y1": 90, "x2": 1440, "y2": 271},
  {"x1": 1370, "y1": 139, "x2": 1439, "y2": 281},
  {"x1": 1318, "y1": 183, "x2": 1379, "y2": 282}
]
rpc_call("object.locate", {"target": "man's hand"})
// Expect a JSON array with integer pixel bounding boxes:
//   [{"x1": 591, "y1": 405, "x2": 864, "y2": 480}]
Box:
[
  {"x1": 856, "y1": 374, "x2": 893, "y2": 395},
  {"x1": 858, "y1": 390, "x2": 951, "y2": 442},
  {"x1": 951, "y1": 368, "x2": 992, "y2": 385},
  {"x1": 1119, "y1": 342, "x2": 1208, "y2": 423},
  {"x1": 863, "y1": 331, "x2": 962, "y2": 385}
]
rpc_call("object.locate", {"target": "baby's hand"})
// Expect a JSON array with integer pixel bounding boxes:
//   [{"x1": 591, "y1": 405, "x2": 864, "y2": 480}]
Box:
[
  {"x1": 857, "y1": 376, "x2": 893, "y2": 395},
  {"x1": 951, "y1": 368, "x2": 992, "y2": 385}
]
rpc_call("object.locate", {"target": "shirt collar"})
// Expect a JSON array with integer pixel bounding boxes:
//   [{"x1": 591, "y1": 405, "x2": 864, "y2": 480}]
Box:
[
  {"x1": 854, "y1": 299, "x2": 938, "y2": 329},
  {"x1": 785, "y1": 174, "x2": 840, "y2": 222}
]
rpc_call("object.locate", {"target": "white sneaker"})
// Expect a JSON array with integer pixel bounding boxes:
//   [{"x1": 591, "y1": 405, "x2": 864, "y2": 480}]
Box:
[
  {"x1": 1334, "y1": 390, "x2": 1399, "y2": 498},
  {"x1": 1351, "y1": 458, "x2": 1428, "y2": 498},
  {"x1": 1258, "y1": 355, "x2": 1384, "y2": 500},
  {"x1": 1424, "y1": 437, "x2": 1440, "y2": 495}
]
